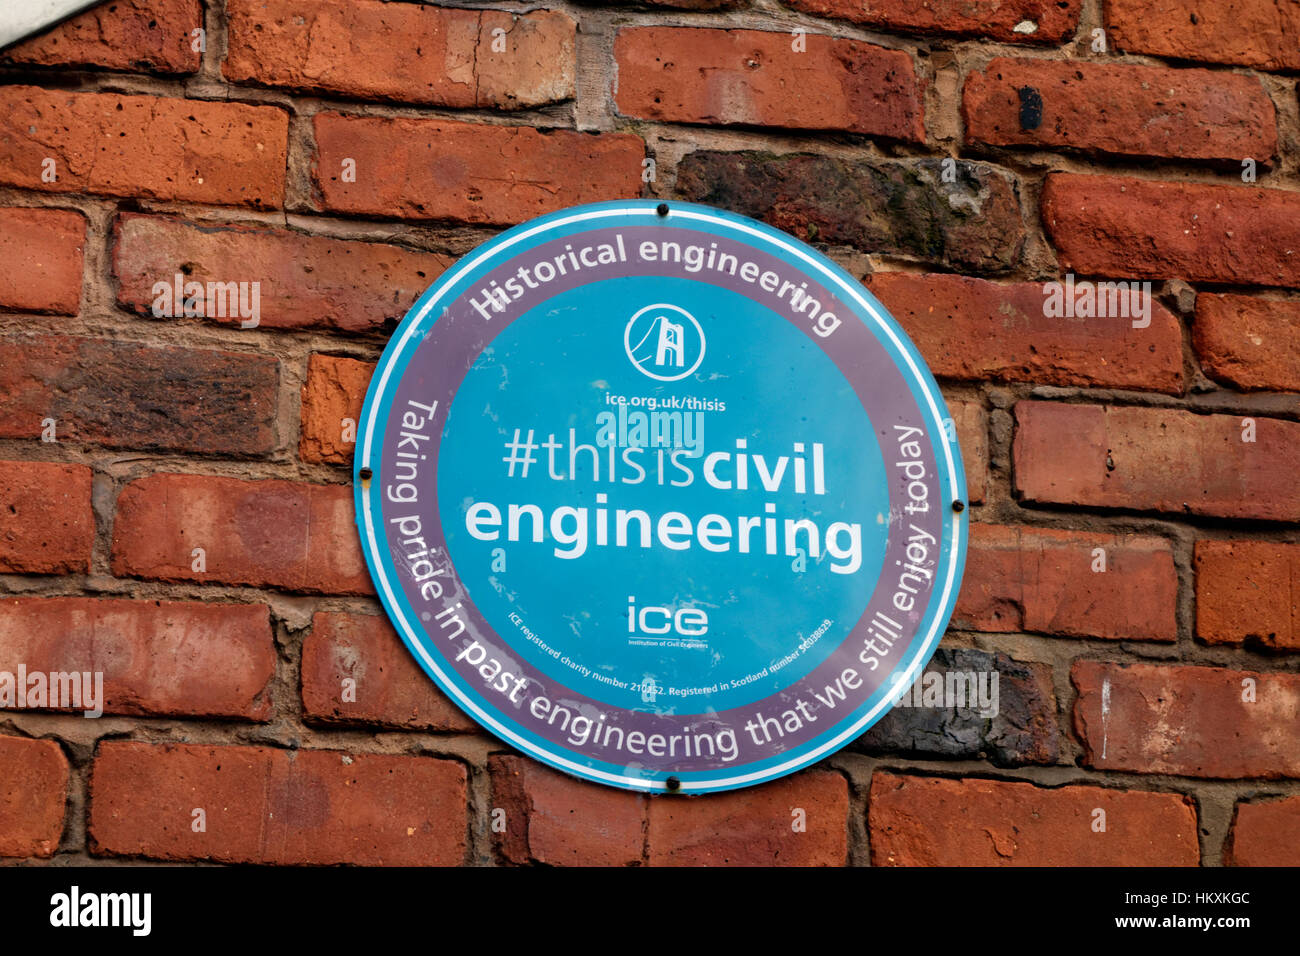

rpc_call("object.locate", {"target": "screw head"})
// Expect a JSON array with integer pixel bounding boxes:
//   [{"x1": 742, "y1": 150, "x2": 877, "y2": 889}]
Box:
[
  {"x1": 359, "y1": 467, "x2": 373, "y2": 481},
  {"x1": 665, "y1": 775, "x2": 681, "y2": 792},
  {"x1": 656, "y1": 202, "x2": 669, "y2": 218},
  {"x1": 952, "y1": 499, "x2": 965, "y2": 512}
]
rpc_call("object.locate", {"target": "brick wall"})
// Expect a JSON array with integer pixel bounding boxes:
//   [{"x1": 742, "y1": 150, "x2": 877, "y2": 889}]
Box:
[{"x1": 0, "y1": 0, "x2": 1297, "y2": 867}]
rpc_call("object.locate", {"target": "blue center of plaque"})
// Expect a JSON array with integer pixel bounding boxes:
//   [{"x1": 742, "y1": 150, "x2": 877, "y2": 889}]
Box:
[{"x1": 437, "y1": 274, "x2": 889, "y2": 714}]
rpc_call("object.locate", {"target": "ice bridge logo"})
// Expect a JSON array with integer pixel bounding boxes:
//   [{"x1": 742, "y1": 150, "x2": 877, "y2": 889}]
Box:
[{"x1": 624, "y1": 303, "x2": 707, "y2": 382}]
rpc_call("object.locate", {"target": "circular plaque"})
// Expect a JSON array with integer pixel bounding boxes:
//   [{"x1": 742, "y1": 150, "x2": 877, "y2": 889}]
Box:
[{"x1": 354, "y1": 200, "x2": 967, "y2": 793}]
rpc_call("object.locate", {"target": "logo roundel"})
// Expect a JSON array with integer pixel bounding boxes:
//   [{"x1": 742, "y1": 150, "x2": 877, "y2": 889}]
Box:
[
  {"x1": 624, "y1": 303, "x2": 706, "y2": 381},
  {"x1": 353, "y1": 200, "x2": 967, "y2": 793}
]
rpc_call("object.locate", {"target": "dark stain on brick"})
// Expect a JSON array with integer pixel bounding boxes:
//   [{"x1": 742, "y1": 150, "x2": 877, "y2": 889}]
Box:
[
  {"x1": 854, "y1": 648, "x2": 1061, "y2": 766},
  {"x1": 1017, "y1": 85, "x2": 1043, "y2": 130},
  {"x1": 675, "y1": 150, "x2": 1024, "y2": 273},
  {"x1": 0, "y1": 334, "x2": 278, "y2": 456}
]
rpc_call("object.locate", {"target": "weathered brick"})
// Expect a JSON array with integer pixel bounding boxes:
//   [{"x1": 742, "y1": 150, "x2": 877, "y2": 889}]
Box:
[
  {"x1": 490, "y1": 756, "x2": 646, "y2": 866},
  {"x1": 113, "y1": 214, "x2": 450, "y2": 334},
  {"x1": 90, "y1": 741, "x2": 466, "y2": 865},
  {"x1": 964, "y1": 58, "x2": 1276, "y2": 163},
  {"x1": 0, "y1": 207, "x2": 84, "y2": 315},
  {"x1": 870, "y1": 272, "x2": 1183, "y2": 394},
  {"x1": 1042, "y1": 174, "x2": 1300, "y2": 288},
  {"x1": 313, "y1": 114, "x2": 643, "y2": 225},
  {"x1": 1195, "y1": 541, "x2": 1300, "y2": 651},
  {"x1": 0, "y1": 598, "x2": 274, "y2": 719},
  {"x1": 0, "y1": 335, "x2": 278, "y2": 457},
  {"x1": 855, "y1": 648, "x2": 1061, "y2": 766},
  {"x1": 870, "y1": 772, "x2": 1199, "y2": 865},
  {"x1": 302, "y1": 612, "x2": 476, "y2": 731},
  {"x1": 783, "y1": 0, "x2": 1080, "y2": 44},
  {"x1": 949, "y1": 399, "x2": 987, "y2": 504},
  {"x1": 2, "y1": 0, "x2": 201, "y2": 74},
  {"x1": 1194, "y1": 294, "x2": 1300, "y2": 393},
  {"x1": 1014, "y1": 402, "x2": 1300, "y2": 522},
  {"x1": 647, "y1": 770, "x2": 847, "y2": 865},
  {"x1": 225, "y1": 0, "x2": 574, "y2": 109},
  {"x1": 956, "y1": 523, "x2": 1177, "y2": 642},
  {"x1": 0, "y1": 461, "x2": 93, "y2": 576},
  {"x1": 614, "y1": 27, "x2": 923, "y2": 141},
  {"x1": 0, "y1": 87, "x2": 287, "y2": 208},
  {"x1": 300, "y1": 355, "x2": 375, "y2": 465},
  {"x1": 1073, "y1": 661, "x2": 1300, "y2": 779},
  {"x1": 677, "y1": 152, "x2": 1023, "y2": 273},
  {"x1": 1226, "y1": 795, "x2": 1300, "y2": 866},
  {"x1": 0, "y1": 736, "x2": 68, "y2": 859},
  {"x1": 112, "y1": 474, "x2": 370, "y2": 594},
  {"x1": 1105, "y1": 0, "x2": 1300, "y2": 71}
]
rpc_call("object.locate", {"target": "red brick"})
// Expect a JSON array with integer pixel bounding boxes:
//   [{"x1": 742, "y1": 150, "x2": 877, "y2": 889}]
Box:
[
  {"x1": 1105, "y1": 0, "x2": 1300, "y2": 72},
  {"x1": 90, "y1": 741, "x2": 466, "y2": 865},
  {"x1": 0, "y1": 461, "x2": 93, "y2": 576},
  {"x1": 2, "y1": 0, "x2": 201, "y2": 74},
  {"x1": 113, "y1": 214, "x2": 450, "y2": 334},
  {"x1": 0, "y1": 736, "x2": 68, "y2": 859},
  {"x1": 300, "y1": 355, "x2": 375, "y2": 465},
  {"x1": 1226, "y1": 795, "x2": 1300, "y2": 866},
  {"x1": 112, "y1": 473, "x2": 370, "y2": 594},
  {"x1": 646, "y1": 770, "x2": 848, "y2": 865},
  {"x1": 0, "y1": 598, "x2": 274, "y2": 719},
  {"x1": 313, "y1": 114, "x2": 643, "y2": 225},
  {"x1": 1042, "y1": 174, "x2": 1300, "y2": 288},
  {"x1": 1194, "y1": 294, "x2": 1300, "y2": 393},
  {"x1": 302, "y1": 612, "x2": 476, "y2": 731},
  {"x1": 949, "y1": 400, "x2": 987, "y2": 505},
  {"x1": 964, "y1": 58, "x2": 1276, "y2": 163},
  {"x1": 1196, "y1": 541, "x2": 1300, "y2": 651},
  {"x1": 1014, "y1": 402, "x2": 1300, "y2": 522},
  {"x1": 490, "y1": 756, "x2": 646, "y2": 866},
  {"x1": 870, "y1": 772, "x2": 1199, "y2": 865},
  {"x1": 225, "y1": 0, "x2": 574, "y2": 109},
  {"x1": 0, "y1": 87, "x2": 287, "y2": 208},
  {"x1": 956, "y1": 524, "x2": 1177, "y2": 642},
  {"x1": 870, "y1": 272, "x2": 1183, "y2": 394},
  {"x1": 0, "y1": 335, "x2": 278, "y2": 456},
  {"x1": 0, "y1": 208, "x2": 84, "y2": 314},
  {"x1": 614, "y1": 27, "x2": 923, "y2": 141},
  {"x1": 1073, "y1": 661, "x2": 1300, "y2": 779},
  {"x1": 783, "y1": 0, "x2": 1080, "y2": 44}
]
